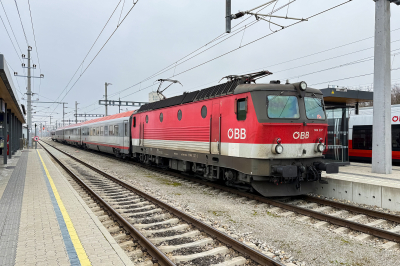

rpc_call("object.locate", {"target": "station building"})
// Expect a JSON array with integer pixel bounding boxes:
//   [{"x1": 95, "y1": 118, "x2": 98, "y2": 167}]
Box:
[{"x1": 0, "y1": 54, "x2": 26, "y2": 165}]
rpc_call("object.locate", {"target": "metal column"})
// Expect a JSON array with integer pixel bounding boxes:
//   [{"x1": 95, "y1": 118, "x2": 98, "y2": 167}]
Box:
[
  {"x1": 27, "y1": 47, "x2": 32, "y2": 148},
  {"x1": 372, "y1": 0, "x2": 392, "y2": 174},
  {"x1": 8, "y1": 111, "x2": 12, "y2": 158},
  {"x1": 3, "y1": 103, "x2": 7, "y2": 164}
]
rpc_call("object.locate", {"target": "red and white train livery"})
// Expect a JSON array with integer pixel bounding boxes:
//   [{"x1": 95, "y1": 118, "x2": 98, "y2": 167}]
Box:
[
  {"x1": 53, "y1": 73, "x2": 338, "y2": 197},
  {"x1": 349, "y1": 105, "x2": 400, "y2": 162}
]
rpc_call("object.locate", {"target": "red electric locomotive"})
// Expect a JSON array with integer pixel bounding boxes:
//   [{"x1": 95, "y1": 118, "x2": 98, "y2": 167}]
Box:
[{"x1": 131, "y1": 71, "x2": 338, "y2": 197}]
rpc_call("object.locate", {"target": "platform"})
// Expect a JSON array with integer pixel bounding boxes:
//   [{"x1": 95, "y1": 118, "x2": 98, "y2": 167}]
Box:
[
  {"x1": 0, "y1": 148, "x2": 134, "y2": 266},
  {"x1": 319, "y1": 162, "x2": 400, "y2": 211}
]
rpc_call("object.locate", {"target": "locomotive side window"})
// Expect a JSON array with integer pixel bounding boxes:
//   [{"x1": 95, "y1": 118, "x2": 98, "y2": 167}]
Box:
[
  {"x1": 133, "y1": 117, "x2": 136, "y2": 127},
  {"x1": 201, "y1": 105, "x2": 207, "y2": 118},
  {"x1": 160, "y1": 113, "x2": 163, "y2": 122},
  {"x1": 146, "y1": 115, "x2": 149, "y2": 123},
  {"x1": 305, "y1": 97, "x2": 326, "y2": 120},
  {"x1": 267, "y1": 96, "x2": 299, "y2": 119},
  {"x1": 352, "y1": 125, "x2": 372, "y2": 150},
  {"x1": 177, "y1": 110, "x2": 182, "y2": 121},
  {"x1": 237, "y1": 98, "x2": 247, "y2": 121}
]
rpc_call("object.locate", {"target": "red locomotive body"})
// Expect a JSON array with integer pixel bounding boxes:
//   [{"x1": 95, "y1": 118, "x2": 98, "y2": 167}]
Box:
[{"x1": 131, "y1": 75, "x2": 337, "y2": 196}]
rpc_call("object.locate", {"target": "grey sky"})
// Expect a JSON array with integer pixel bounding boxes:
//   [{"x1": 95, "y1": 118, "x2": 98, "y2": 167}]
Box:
[{"x1": 1, "y1": 0, "x2": 399, "y2": 126}]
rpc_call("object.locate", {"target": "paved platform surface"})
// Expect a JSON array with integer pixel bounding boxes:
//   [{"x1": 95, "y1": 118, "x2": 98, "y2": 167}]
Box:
[
  {"x1": 319, "y1": 163, "x2": 400, "y2": 211},
  {"x1": 0, "y1": 148, "x2": 134, "y2": 266}
]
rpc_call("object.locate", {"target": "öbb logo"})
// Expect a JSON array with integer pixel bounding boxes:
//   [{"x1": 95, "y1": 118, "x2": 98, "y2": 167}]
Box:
[
  {"x1": 393, "y1": 116, "x2": 400, "y2": 122},
  {"x1": 293, "y1": 132, "x2": 309, "y2": 139},
  {"x1": 228, "y1": 128, "x2": 246, "y2": 139}
]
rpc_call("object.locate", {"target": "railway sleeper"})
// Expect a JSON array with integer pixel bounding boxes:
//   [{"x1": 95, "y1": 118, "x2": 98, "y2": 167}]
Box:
[
  {"x1": 135, "y1": 218, "x2": 179, "y2": 230},
  {"x1": 212, "y1": 256, "x2": 247, "y2": 266},
  {"x1": 141, "y1": 224, "x2": 189, "y2": 237},
  {"x1": 122, "y1": 204, "x2": 155, "y2": 213},
  {"x1": 158, "y1": 238, "x2": 214, "y2": 253},
  {"x1": 149, "y1": 230, "x2": 200, "y2": 245},
  {"x1": 171, "y1": 246, "x2": 229, "y2": 264},
  {"x1": 132, "y1": 214, "x2": 171, "y2": 224},
  {"x1": 128, "y1": 208, "x2": 163, "y2": 218}
]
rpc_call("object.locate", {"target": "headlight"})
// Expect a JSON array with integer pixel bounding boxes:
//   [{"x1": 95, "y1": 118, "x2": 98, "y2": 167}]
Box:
[
  {"x1": 300, "y1": 81, "x2": 307, "y2": 91},
  {"x1": 317, "y1": 143, "x2": 325, "y2": 152},
  {"x1": 275, "y1": 144, "x2": 284, "y2": 154}
]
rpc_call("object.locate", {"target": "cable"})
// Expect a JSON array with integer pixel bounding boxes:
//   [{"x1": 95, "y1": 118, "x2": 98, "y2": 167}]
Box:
[
  {"x1": 13, "y1": 0, "x2": 29, "y2": 45},
  {"x1": 310, "y1": 67, "x2": 400, "y2": 87},
  {"x1": 0, "y1": 1, "x2": 22, "y2": 54},
  {"x1": 51, "y1": 0, "x2": 123, "y2": 106},
  {"x1": 0, "y1": 12, "x2": 22, "y2": 63},
  {"x1": 108, "y1": 0, "x2": 297, "y2": 99},
  {"x1": 50, "y1": 1, "x2": 139, "y2": 117},
  {"x1": 27, "y1": 0, "x2": 42, "y2": 94}
]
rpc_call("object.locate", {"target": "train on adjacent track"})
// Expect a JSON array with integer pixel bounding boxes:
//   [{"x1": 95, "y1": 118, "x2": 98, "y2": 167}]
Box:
[
  {"x1": 52, "y1": 71, "x2": 338, "y2": 197},
  {"x1": 349, "y1": 105, "x2": 400, "y2": 163}
]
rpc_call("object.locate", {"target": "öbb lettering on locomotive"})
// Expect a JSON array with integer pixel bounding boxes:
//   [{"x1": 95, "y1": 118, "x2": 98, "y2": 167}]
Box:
[{"x1": 52, "y1": 72, "x2": 338, "y2": 197}]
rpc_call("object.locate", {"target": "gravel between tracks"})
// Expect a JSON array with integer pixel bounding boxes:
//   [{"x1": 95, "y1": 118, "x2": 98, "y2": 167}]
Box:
[{"x1": 46, "y1": 140, "x2": 400, "y2": 266}]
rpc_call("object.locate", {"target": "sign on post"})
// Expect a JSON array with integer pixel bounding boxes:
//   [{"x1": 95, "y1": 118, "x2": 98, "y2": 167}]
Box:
[{"x1": 34, "y1": 136, "x2": 39, "y2": 142}]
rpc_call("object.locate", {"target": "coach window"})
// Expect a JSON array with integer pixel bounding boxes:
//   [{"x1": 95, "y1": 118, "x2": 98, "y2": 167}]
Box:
[
  {"x1": 115, "y1": 125, "x2": 119, "y2": 136},
  {"x1": 236, "y1": 98, "x2": 247, "y2": 121},
  {"x1": 109, "y1": 125, "x2": 114, "y2": 136},
  {"x1": 352, "y1": 125, "x2": 372, "y2": 150},
  {"x1": 201, "y1": 105, "x2": 207, "y2": 118},
  {"x1": 124, "y1": 122, "x2": 128, "y2": 136},
  {"x1": 100, "y1": 126, "x2": 104, "y2": 136},
  {"x1": 146, "y1": 115, "x2": 149, "y2": 123},
  {"x1": 133, "y1": 117, "x2": 136, "y2": 127},
  {"x1": 392, "y1": 125, "x2": 400, "y2": 151},
  {"x1": 97, "y1": 127, "x2": 100, "y2": 135},
  {"x1": 177, "y1": 110, "x2": 182, "y2": 121},
  {"x1": 160, "y1": 113, "x2": 163, "y2": 122},
  {"x1": 104, "y1": 125, "x2": 108, "y2": 136}
]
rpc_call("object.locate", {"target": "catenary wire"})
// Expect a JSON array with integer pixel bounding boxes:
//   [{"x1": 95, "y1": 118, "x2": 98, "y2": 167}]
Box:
[
  {"x1": 0, "y1": 1, "x2": 23, "y2": 54},
  {"x1": 50, "y1": 1, "x2": 139, "y2": 119},
  {"x1": 13, "y1": 0, "x2": 29, "y2": 45},
  {"x1": 107, "y1": 0, "x2": 297, "y2": 99},
  {"x1": 0, "y1": 12, "x2": 22, "y2": 63}
]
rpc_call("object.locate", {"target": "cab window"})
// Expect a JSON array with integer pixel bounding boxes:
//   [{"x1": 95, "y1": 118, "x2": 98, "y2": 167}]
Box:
[
  {"x1": 304, "y1": 97, "x2": 326, "y2": 120},
  {"x1": 267, "y1": 95, "x2": 300, "y2": 119},
  {"x1": 236, "y1": 98, "x2": 247, "y2": 121}
]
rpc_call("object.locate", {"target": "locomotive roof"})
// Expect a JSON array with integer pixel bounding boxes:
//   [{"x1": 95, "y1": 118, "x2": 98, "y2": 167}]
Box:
[{"x1": 137, "y1": 80, "x2": 322, "y2": 113}]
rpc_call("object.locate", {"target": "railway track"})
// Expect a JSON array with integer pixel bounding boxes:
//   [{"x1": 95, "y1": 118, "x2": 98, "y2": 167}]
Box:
[
  {"x1": 40, "y1": 141, "x2": 286, "y2": 266},
  {"x1": 43, "y1": 139, "x2": 400, "y2": 250}
]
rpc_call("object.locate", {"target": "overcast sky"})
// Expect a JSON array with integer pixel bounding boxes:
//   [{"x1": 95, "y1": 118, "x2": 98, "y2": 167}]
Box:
[{"x1": 1, "y1": 0, "x2": 399, "y2": 126}]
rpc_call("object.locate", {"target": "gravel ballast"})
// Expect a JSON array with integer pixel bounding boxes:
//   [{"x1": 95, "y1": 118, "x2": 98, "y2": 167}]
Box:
[{"x1": 45, "y1": 140, "x2": 400, "y2": 266}]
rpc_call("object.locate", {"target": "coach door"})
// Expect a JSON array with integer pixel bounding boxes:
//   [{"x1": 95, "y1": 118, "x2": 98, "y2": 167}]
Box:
[
  {"x1": 123, "y1": 120, "x2": 129, "y2": 148},
  {"x1": 211, "y1": 101, "x2": 221, "y2": 154}
]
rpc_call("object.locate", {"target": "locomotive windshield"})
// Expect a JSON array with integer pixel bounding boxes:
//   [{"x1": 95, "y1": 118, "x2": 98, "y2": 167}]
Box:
[
  {"x1": 304, "y1": 97, "x2": 326, "y2": 120},
  {"x1": 267, "y1": 95, "x2": 300, "y2": 119}
]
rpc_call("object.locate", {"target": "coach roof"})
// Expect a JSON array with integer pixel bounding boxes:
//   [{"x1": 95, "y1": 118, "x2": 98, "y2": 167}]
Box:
[{"x1": 56, "y1": 110, "x2": 134, "y2": 130}]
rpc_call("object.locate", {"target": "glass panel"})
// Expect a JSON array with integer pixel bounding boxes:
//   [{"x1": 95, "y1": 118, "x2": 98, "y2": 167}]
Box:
[
  {"x1": 305, "y1": 97, "x2": 326, "y2": 120},
  {"x1": 267, "y1": 96, "x2": 299, "y2": 119},
  {"x1": 124, "y1": 123, "x2": 128, "y2": 136},
  {"x1": 392, "y1": 125, "x2": 400, "y2": 151},
  {"x1": 324, "y1": 107, "x2": 349, "y2": 163},
  {"x1": 352, "y1": 125, "x2": 372, "y2": 150},
  {"x1": 237, "y1": 99, "x2": 247, "y2": 121},
  {"x1": 115, "y1": 125, "x2": 119, "y2": 136}
]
